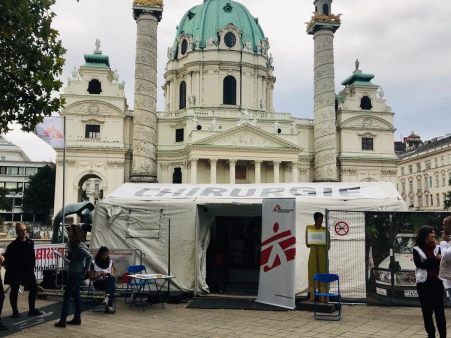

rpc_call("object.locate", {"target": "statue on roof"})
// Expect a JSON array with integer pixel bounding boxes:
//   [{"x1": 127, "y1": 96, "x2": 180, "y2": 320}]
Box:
[
  {"x1": 95, "y1": 39, "x2": 101, "y2": 53},
  {"x1": 133, "y1": 0, "x2": 163, "y2": 7},
  {"x1": 355, "y1": 58, "x2": 360, "y2": 71}
]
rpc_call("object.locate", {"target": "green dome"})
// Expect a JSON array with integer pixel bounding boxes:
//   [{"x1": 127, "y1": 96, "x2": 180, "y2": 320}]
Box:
[{"x1": 171, "y1": 0, "x2": 267, "y2": 57}]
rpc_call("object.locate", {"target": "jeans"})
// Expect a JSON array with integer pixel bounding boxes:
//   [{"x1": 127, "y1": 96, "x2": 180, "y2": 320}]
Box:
[
  {"x1": 93, "y1": 275, "x2": 115, "y2": 306},
  {"x1": 417, "y1": 279, "x2": 447, "y2": 338},
  {"x1": 59, "y1": 271, "x2": 84, "y2": 323}
]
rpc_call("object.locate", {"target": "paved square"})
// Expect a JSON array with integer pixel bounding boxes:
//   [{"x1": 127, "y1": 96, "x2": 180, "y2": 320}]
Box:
[{"x1": 4, "y1": 296, "x2": 450, "y2": 337}]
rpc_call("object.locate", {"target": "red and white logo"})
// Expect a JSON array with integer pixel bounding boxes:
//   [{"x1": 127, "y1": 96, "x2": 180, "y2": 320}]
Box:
[
  {"x1": 260, "y1": 222, "x2": 296, "y2": 272},
  {"x1": 273, "y1": 204, "x2": 281, "y2": 212}
]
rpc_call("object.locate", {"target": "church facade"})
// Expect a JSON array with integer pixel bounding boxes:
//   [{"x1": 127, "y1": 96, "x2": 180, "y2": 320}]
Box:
[{"x1": 54, "y1": 0, "x2": 398, "y2": 212}]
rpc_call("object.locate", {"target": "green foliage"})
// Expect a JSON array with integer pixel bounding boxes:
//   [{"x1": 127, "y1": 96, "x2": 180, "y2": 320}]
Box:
[
  {"x1": 0, "y1": 187, "x2": 12, "y2": 211},
  {"x1": 0, "y1": 0, "x2": 66, "y2": 133},
  {"x1": 22, "y1": 164, "x2": 55, "y2": 221},
  {"x1": 445, "y1": 178, "x2": 451, "y2": 210}
]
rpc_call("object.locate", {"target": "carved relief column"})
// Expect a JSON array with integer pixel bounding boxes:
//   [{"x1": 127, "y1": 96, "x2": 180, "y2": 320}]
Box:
[
  {"x1": 210, "y1": 159, "x2": 217, "y2": 184},
  {"x1": 291, "y1": 162, "x2": 300, "y2": 183},
  {"x1": 190, "y1": 158, "x2": 198, "y2": 184},
  {"x1": 130, "y1": 1, "x2": 163, "y2": 183},
  {"x1": 307, "y1": 4, "x2": 340, "y2": 182},
  {"x1": 254, "y1": 160, "x2": 262, "y2": 184},
  {"x1": 229, "y1": 159, "x2": 236, "y2": 184},
  {"x1": 273, "y1": 161, "x2": 280, "y2": 183}
]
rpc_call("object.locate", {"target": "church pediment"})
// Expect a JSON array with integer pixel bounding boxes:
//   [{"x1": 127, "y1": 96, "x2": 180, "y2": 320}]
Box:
[
  {"x1": 191, "y1": 124, "x2": 301, "y2": 151},
  {"x1": 340, "y1": 116, "x2": 395, "y2": 131},
  {"x1": 63, "y1": 100, "x2": 125, "y2": 118}
]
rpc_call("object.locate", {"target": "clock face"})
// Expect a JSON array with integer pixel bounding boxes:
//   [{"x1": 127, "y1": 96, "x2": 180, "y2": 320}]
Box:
[
  {"x1": 224, "y1": 32, "x2": 236, "y2": 48},
  {"x1": 181, "y1": 39, "x2": 188, "y2": 55}
]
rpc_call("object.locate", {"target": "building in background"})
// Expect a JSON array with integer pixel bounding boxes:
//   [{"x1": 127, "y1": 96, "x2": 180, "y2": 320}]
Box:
[
  {"x1": 0, "y1": 136, "x2": 48, "y2": 224},
  {"x1": 53, "y1": 0, "x2": 399, "y2": 213},
  {"x1": 397, "y1": 133, "x2": 451, "y2": 210}
]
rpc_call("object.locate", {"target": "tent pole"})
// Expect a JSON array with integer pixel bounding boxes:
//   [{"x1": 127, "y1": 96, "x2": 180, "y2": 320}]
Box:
[{"x1": 61, "y1": 116, "x2": 66, "y2": 243}]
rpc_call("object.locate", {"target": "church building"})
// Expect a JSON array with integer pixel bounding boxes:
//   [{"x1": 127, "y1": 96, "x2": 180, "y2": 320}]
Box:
[{"x1": 53, "y1": 0, "x2": 398, "y2": 212}]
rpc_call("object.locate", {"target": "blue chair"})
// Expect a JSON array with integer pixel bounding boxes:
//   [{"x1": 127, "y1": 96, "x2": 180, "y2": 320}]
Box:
[
  {"x1": 313, "y1": 273, "x2": 341, "y2": 321},
  {"x1": 125, "y1": 265, "x2": 153, "y2": 310}
]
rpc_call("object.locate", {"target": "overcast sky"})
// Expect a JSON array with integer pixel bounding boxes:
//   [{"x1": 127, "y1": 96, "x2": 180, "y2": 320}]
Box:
[{"x1": 5, "y1": 0, "x2": 451, "y2": 161}]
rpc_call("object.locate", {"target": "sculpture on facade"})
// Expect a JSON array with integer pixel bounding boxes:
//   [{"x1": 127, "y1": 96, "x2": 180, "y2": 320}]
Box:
[
  {"x1": 209, "y1": 118, "x2": 217, "y2": 131},
  {"x1": 71, "y1": 67, "x2": 79, "y2": 80},
  {"x1": 273, "y1": 120, "x2": 280, "y2": 134},
  {"x1": 133, "y1": 0, "x2": 163, "y2": 7},
  {"x1": 291, "y1": 120, "x2": 298, "y2": 135},
  {"x1": 95, "y1": 38, "x2": 101, "y2": 53},
  {"x1": 355, "y1": 58, "x2": 360, "y2": 71}
]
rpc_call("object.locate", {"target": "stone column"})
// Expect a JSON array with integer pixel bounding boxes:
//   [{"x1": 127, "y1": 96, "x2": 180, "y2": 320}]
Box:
[
  {"x1": 210, "y1": 159, "x2": 217, "y2": 184},
  {"x1": 129, "y1": 3, "x2": 163, "y2": 183},
  {"x1": 254, "y1": 160, "x2": 262, "y2": 184},
  {"x1": 307, "y1": 7, "x2": 340, "y2": 182},
  {"x1": 291, "y1": 162, "x2": 300, "y2": 183},
  {"x1": 273, "y1": 161, "x2": 280, "y2": 183},
  {"x1": 190, "y1": 158, "x2": 198, "y2": 184},
  {"x1": 229, "y1": 159, "x2": 236, "y2": 184}
]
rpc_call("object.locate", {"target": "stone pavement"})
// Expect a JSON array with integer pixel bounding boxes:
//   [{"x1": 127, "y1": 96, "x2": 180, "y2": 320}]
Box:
[{"x1": 5, "y1": 296, "x2": 451, "y2": 337}]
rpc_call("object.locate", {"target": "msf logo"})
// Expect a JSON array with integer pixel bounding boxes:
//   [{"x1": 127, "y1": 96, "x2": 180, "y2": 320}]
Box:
[
  {"x1": 273, "y1": 205, "x2": 281, "y2": 212},
  {"x1": 272, "y1": 204, "x2": 292, "y2": 214},
  {"x1": 260, "y1": 222, "x2": 296, "y2": 272}
]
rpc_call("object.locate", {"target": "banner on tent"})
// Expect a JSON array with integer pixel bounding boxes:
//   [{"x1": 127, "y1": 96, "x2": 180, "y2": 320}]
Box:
[{"x1": 257, "y1": 198, "x2": 296, "y2": 309}]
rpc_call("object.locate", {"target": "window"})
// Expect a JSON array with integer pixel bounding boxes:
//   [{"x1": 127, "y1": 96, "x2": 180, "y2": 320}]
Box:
[
  {"x1": 0, "y1": 167, "x2": 5, "y2": 175},
  {"x1": 401, "y1": 167, "x2": 405, "y2": 176},
  {"x1": 85, "y1": 124, "x2": 100, "y2": 139},
  {"x1": 408, "y1": 165, "x2": 412, "y2": 174},
  {"x1": 429, "y1": 177, "x2": 433, "y2": 188},
  {"x1": 25, "y1": 167, "x2": 37, "y2": 175},
  {"x1": 360, "y1": 96, "x2": 372, "y2": 110},
  {"x1": 416, "y1": 163, "x2": 421, "y2": 172},
  {"x1": 424, "y1": 177, "x2": 428, "y2": 189},
  {"x1": 223, "y1": 76, "x2": 237, "y2": 105},
  {"x1": 322, "y1": 3, "x2": 329, "y2": 15},
  {"x1": 235, "y1": 165, "x2": 246, "y2": 180},
  {"x1": 0, "y1": 156, "x2": 4, "y2": 161},
  {"x1": 418, "y1": 196, "x2": 422, "y2": 207},
  {"x1": 224, "y1": 32, "x2": 236, "y2": 48},
  {"x1": 426, "y1": 161, "x2": 431, "y2": 169},
  {"x1": 417, "y1": 178, "x2": 422, "y2": 190},
  {"x1": 175, "y1": 128, "x2": 184, "y2": 142},
  {"x1": 401, "y1": 182, "x2": 406, "y2": 194},
  {"x1": 179, "y1": 81, "x2": 187, "y2": 110},
  {"x1": 437, "y1": 193, "x2": 440, "y2": 206},
  {"x1": 431, "y1": 195, "x2": 433, "y2": 206},
  {"x1": 172, "y1": 167, "x2": 182, "y2": 184},
  {"x1": 409, "y1": 181, "x2": 413, "y2": 192},
  {"x1": 181, "y1": 39, "x2": 188, "y2": 55},
  {"x1": 362, "y1": 137, "x2": 373, "y2": 150},
  {"x1": 87, "y1": 79, "x2": 102, "y2": 94},
  {"x1": 441, "y1": 156, "x2": 445, "y2": 166},
  {"x1": 425, "y1": 195, "x2": 429, "y2": 207},
  {"x1": 6, "y1": 167, "x2": 19, "y2": 175},
  {"x1": 436, "y1": 177, "x2": 439, "y2": 188},
  {"x1": 435, "y1": 158, "x2": 438, "y2": 168},
  {"x1": 443, "y1": 174, "x2": 446, "y2": 187}
]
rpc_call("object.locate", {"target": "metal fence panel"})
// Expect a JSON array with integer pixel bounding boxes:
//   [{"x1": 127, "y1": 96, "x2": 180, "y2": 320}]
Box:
[{"x1": 326, "y1": 210, "x2": 366, "y2": 302}]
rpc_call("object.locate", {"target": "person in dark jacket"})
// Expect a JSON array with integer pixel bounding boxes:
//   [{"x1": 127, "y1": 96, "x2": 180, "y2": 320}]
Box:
[
  {"x1": 4, "y1": 223, "x2": 42, "y2": 318},
  {"x1": 55, "y1": 224, "x2": 92, "y2": 328},
  {"x1": 413, "y1": 226, "x2": 446, "y2": 338},
  {"x1": 0, "y1": 253, "x2": 7, "y2": 330}
]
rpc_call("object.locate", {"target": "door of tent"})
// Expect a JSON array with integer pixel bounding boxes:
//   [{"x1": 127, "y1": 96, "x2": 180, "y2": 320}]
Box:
[{"x1": 195, "y1": 203, "x2": 262, "y2": 295}]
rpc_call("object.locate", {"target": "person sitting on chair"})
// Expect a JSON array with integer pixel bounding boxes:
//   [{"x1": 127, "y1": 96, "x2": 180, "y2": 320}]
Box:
[{"x1": 89, "y1": 247, "x2": 116, "y2": 314}]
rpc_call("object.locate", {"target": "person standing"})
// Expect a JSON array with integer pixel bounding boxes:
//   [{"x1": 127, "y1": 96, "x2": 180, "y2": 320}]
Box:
[
  {"x1": 413, "y1": 226, "x2": 446, "y2": 338},
  {"x1": 0, "y1": 253, "x2": 8, "y2": 330},
  {"x1": 4, "y1": 223, "x2": 42, "y2": 318},
  {"x1": 439, "y1": 216, "x2": 451, "y2": 297},
  {"x1": 305, "y1": 212, "x2": 330, "y2": 301},
  {"x1": 55, "y1": 224, "x2": 92, "y2": 328}
]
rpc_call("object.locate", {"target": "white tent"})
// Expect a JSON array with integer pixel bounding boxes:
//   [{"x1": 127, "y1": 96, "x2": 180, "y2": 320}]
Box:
[{"x1": 91, "y1": 182, "x2": 406, "y2": 295}]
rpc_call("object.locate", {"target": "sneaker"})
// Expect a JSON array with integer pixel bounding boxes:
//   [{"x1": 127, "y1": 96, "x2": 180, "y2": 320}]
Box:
[
  {"x1": 54, "y1": 321, "x2": 66, "y2": 328},
  {"x1": 11, "y1": 312, "x2": 20, "y2": 319},
  {"x1": 102, "y1": 295, "x2": 109, "y2": 306},
  {"x1": 66, "y1": 318, "x2": 81, "y2": 325},
  {"x1": 28, "y1": 309, "x2": 44, "y2": 317},
  {"x1": 0, "y1": 321, "x2": 8, "y2": 331}
]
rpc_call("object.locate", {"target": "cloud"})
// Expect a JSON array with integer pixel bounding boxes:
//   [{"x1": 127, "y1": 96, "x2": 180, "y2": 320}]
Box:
[{"x1": 6, "y1": 0, "x2": 451, "y2": 160}]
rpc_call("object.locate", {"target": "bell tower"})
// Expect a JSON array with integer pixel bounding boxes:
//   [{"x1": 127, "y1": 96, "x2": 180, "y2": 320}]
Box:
[{"x1": 307, "y1": 0, "x2": 341, "y2": 182}]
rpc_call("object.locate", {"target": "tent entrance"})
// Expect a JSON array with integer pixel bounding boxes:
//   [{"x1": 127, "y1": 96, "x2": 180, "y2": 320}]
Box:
[{"x1": 206, "y1": 216, "x2": 262, "y2": 295}]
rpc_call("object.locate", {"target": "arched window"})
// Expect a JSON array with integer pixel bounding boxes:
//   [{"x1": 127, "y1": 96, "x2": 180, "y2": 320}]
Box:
[
  {"x1": 360, "y1": 96, "x2": 372, "y2": 110},
  {"x1": 181, "y1": 39, "x2": 188, "y2": 55},
  {"x1": 322, "y1": 4, "x2": 329, "y2": 15},
  {"x1": 87, "y1": 79, "x2": 102, "y2": 94},
  {"x1": 172, "y1": 167, "x2": 182, "y2": 184},
  {"x1": 179, "y1": 81, "x2": 187, "y2": 110},
  {"x1": 223, "y1": 76, "x2": 237, "y2": 105}
]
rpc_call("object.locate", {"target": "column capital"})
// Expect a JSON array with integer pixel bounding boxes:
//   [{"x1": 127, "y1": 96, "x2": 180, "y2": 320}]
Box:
[
  {"x1": 209, "y1": 158, "x2": 218, "y2": 164},
  {"x1": 190, "y1": 157, "x2": 198, "y2": 164},
  {"x1": 254, "y1": 160, "x2": 262, "y2": 165},
  {"x1": 229, "y1": 159, "x2": 237, "y2": 165},
  {"x1": 273, "y1": 160, "x2": 281, "y2": 165}
]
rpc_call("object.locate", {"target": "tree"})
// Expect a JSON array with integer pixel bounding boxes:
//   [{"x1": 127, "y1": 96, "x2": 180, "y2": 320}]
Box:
[
  {"x1": 0, "y1": 187, "x2": 12, "y2": 211},
  {"x1": 0, "y1": 0, "x2": 66, "y2": 133},
  {"x1": 22, "y1": 164, "x2": 56, "y2": 223},
  {"x1": 445, "y1": 178, "x2": 451, "y2": 210}
]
